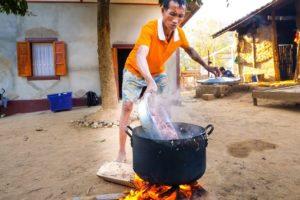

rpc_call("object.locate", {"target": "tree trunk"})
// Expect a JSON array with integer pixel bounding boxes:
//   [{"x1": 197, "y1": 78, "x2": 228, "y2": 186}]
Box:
[{"x1": 97, "y1": 0, "x2": 118, "y2": 109}]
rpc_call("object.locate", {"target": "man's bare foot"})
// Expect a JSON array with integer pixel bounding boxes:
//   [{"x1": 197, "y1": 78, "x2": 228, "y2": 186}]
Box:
[{"x1": 116, "y1": 151, "x2": 126, "y2": 163}]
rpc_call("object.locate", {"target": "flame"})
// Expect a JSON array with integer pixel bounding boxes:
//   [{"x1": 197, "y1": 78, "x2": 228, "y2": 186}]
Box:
[
  {"x1": 120, "y1": 175, "x2": 201, "y2": 200},
  {"x1": 294, "y1": 31, "x2": 299, "y2": 44}
]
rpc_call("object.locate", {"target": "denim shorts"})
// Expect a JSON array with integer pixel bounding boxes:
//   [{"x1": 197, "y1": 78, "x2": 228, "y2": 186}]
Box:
[{"x1": 122, "y1": 68, "x2": 167, "y2": 102}]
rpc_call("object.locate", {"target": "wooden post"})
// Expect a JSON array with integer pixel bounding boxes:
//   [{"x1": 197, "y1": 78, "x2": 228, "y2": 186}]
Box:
[
  {"x1": 111, "y1": 48, "x2": 119, "y2": 98},
  {"x1": 236, "y1": 33, "x2": 243, "y2": 78},
  {"x1": 295, "y1": 43, "x2": 300, "y2": 81},
  {"x1": 207, "y1": 50, "x2": 210, "y2": 77},
  {"x1": 231, "y1": 43, "x2": 234, "y2": 73},
  {"x1": 252, "y1": 33, "x2": 257, "y2": 69},
  {"x1": 271, "y1": 9, "x2": 281, "y2": 81},
  {"x1": 176, "y1": 49, "x2": 181, "y2": 88},
  {"x1": 297, "y1": 0, "x2": 300, "y2": 29}
]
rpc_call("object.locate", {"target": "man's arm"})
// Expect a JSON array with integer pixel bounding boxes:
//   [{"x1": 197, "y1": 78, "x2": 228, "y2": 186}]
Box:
[
  {"x1": 184, "y1": 47, "x2": 221, "y2": 76},
  {"x1": 136, "y1": 45, "x2": 157, "y2": 93}
]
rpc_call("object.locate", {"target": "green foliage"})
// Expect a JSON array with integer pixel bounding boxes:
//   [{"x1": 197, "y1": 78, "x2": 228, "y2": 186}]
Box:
[
  {"x1": 0, "y1": 0, "x2": 28, "y2": 16},
  {"x1": 159, "y1": 0, "x2": 203, "y2": 6},
  {"x1": 181, "y1": 18, "x2": 234, "y2": 70}
]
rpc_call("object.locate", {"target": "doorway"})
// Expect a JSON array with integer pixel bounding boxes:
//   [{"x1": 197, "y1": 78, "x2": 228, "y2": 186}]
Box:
[
  {"x1": 112, "y1": 44, "x2": 134, "y2": 99},
  {"x1": 276, "y1": 2, "x2": 297, "y2": 80}
]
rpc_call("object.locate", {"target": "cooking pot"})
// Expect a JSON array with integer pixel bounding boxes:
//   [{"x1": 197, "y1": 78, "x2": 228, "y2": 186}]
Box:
[{"x1": 126, "y1": 122, "x2": 214, "y2": 186}]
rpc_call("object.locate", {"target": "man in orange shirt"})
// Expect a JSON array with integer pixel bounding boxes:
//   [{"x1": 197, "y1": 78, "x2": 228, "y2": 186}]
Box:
[{"x1": 116, "y1": 0, "x2": 220, "y2": 162}]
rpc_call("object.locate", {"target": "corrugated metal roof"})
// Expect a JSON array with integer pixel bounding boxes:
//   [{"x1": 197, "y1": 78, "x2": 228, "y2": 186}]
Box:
[{"x1": 212, "y1": 0, "x2": 285, "y2": 38}]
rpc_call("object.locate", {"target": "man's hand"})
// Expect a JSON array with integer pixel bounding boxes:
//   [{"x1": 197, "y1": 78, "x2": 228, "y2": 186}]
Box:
[
  {"x1": 145, "y1": 79, "x2": 158, "y2": 94},
  {"x1": 207, "y1": 66, "x2": 221, "y2": 77},
  {"x1": 184, "y1": 47, "x2": 221, "y2": 77}
]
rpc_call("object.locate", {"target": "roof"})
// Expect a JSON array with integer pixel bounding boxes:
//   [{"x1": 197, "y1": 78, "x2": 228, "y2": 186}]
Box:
[
  {"x1": 27, "y1": 0, "x2": 201, "y2": 27},
  {"x1": 27, "y1": 0, "x2": 158, "y2": 4},
  {"x1": 212, "y1": 0, "x2": 287, "y2": 38},
  {"x1": 180, "y1": 2, "x2": 201, "y2": 27}
]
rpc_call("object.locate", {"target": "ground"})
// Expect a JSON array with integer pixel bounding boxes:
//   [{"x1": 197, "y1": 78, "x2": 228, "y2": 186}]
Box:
[{"x1": 0, "y1": 90, "x2": 300, "y2": 200}]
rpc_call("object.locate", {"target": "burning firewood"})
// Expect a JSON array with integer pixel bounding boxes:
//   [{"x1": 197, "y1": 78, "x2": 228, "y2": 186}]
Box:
[{"x1": 120, "y1": 175, "x2": 207, "y2": 200}]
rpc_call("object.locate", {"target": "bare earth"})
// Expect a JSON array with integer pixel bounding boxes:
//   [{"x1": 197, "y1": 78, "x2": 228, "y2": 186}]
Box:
[{"x1": 0, "y1": 91, "x2": 300, "y2": 200}]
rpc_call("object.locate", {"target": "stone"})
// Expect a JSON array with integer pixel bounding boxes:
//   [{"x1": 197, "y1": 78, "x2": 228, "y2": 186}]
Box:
[
  {"x1": 202, "y1": 94, "x2": 215, "y2": 101},
  {"x1": 196, "y1": 84, "x2": 232, "y2": 98}
]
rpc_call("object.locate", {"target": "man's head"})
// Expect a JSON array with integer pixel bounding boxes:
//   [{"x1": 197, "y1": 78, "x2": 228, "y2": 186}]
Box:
[
  {"x1": 219, "y1": 67, "x2": 225, "y2": 73},
  {"x1": 162, "y1": 0, "x2": 187, "y2": 9},
  {"x1": 162, "y1": 0, "x2": 186, "y2": 32}
]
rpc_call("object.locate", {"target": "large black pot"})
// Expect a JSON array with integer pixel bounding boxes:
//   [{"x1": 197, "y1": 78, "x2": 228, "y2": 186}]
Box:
[{"x1": 126, "y1": 122, "x2": 214, "y2": 186}]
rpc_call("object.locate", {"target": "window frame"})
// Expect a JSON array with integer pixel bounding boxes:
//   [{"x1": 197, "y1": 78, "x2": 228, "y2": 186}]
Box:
[{"x1": 25, "y1": 38, "x2": 60, "y2": 81}]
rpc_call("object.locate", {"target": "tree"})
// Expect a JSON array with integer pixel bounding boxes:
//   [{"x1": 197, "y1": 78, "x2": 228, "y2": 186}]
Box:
[
  {"x1": 97, "y1": 0, "x2": 118, "y2": 110},
  {"x1": 0, "y1": 0, "x2": 28, "y2": 16}
]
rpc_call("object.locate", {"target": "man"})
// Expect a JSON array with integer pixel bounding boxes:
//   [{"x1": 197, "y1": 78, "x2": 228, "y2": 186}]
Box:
[
  {"x1": 116, "y1": 0, "x2": 220, "y2": 162},
  {"x1": 220, "y1": 67, "x2": 234, "y2": 77}
]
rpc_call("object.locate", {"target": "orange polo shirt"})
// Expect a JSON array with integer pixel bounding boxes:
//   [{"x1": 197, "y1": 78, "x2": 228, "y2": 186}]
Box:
[{"x1": 125, "y1": 19, "x2": 190, "y2": 77}]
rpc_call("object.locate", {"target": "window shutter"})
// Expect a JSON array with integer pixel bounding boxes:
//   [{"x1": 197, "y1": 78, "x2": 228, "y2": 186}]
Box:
[
  {"x1": 54, "y1": 41, "x2": 67, "y2": 76},
  {"x1": 17, "y1": 42, "x2": 32, "y2": 77}
]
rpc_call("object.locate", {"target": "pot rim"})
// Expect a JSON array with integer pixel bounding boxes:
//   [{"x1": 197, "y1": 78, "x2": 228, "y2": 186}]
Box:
[{"x1": 129, "y1": 122, "x2": 212, "y2": 142}]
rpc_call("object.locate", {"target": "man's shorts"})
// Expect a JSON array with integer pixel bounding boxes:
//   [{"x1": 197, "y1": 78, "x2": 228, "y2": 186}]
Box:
[{"x1": 122, "y1": 68, "x2": 167, "y2": 102}]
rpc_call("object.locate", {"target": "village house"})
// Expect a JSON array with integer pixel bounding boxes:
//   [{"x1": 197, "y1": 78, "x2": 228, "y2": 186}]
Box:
[
  {"x1": 212, "y1": 0, "x2": 300, "y2": 83},
  {"x1": 0, "y1": 0, "x2": 199, "y2": 116}
]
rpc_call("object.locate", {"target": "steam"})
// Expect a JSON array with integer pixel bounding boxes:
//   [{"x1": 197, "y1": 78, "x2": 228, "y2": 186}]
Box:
[{"x1": 144, "y1": 91, "x2": 207, "y2": 141}]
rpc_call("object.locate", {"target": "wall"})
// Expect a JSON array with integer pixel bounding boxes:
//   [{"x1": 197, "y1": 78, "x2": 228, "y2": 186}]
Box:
[
  {"x1": 0, "y1": 3, "x2": 178, "y2": 100},
  {"x1": 238, "y1": 25, "x2": 275, "y2": 81}
]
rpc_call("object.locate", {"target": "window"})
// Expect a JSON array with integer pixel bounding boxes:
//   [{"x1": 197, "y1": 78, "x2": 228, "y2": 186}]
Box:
[
  {"x1": 32, "y1": 43, "x2": 55, "y2": 76},
  {"x1": 17, "y1": 39, "x2": 67, "y2": 80}
]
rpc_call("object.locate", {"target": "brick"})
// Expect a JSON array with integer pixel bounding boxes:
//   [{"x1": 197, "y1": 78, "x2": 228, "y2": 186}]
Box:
[
  {"x1": 202, "y1": 94, "x2": 215, "y2": 101},
  {"x1": 196, "y1": 84, "x2": 232, "y2": 98}
]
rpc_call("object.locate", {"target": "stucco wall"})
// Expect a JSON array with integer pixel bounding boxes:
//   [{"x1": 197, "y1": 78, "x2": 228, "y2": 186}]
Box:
[
  {"x1": 238, "y1": 25, "x2": 275, "y2": 81},
  {"x1": 0, "y1": 3, "x2": 178, "y2": 100}
]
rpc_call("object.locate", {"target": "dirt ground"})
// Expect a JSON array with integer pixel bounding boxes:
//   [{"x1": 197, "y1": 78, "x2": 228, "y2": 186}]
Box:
[{"x1": 0, "y1": 90, "x2": 300, "y2": 200}]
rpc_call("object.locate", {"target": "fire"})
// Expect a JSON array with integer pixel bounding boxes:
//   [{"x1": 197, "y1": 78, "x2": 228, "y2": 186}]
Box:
[{"x1": 120, "y1": 175, "x2": 202, "y2": 200}]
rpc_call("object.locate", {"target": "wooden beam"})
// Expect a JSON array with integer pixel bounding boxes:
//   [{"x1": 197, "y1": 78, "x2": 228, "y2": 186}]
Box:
[
  {"x1": 176, "y1": 49, "x2": 180, "y2": 89},
  {"x1": 271, "y1": 9, "x2": 281, "y2": 81},
  {"x1": 252, "y1": 33, "x2": 257, "y2": 69},
  {"x1": 294, "y1": 43, "x2": 300, "y2": 81},
  {"x1": 252, "y1": 85, "x2": 300, "y2": 106},
  {"x1": 111, "y1": 48, "x2": 120, "y2": 98},
  {"x1": 296, "y1": 0, "x2": 300, "y2": 29},
  {"x1": 236, "y1": 33, "x2": 243, "y2": 78}
]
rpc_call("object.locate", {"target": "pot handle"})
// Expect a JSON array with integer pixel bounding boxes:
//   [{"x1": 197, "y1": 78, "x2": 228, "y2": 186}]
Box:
[
  {"x1": 205, "y1": 124, "x2": 214, "y2": 135},
  {"x1": 125, "y1": 126, "x2": 133, "y2": 138}
]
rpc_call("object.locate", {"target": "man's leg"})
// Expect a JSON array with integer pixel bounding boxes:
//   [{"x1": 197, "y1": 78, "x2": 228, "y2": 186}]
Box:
[
  {"x1": 116, "y1": 69, "x2": 145, "y2": 162},
  {"x1": 116, "y1": 101, "x2": 133, "y2": 162}
]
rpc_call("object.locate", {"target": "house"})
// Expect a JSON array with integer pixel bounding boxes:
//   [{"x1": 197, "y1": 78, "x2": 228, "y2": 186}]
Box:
[
  {"x1": 0, "y1": 0, "x2": 199, "y2": 115},
  {"x1": 212, "y1": 0, "x2": 300, "y2": 82}
]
